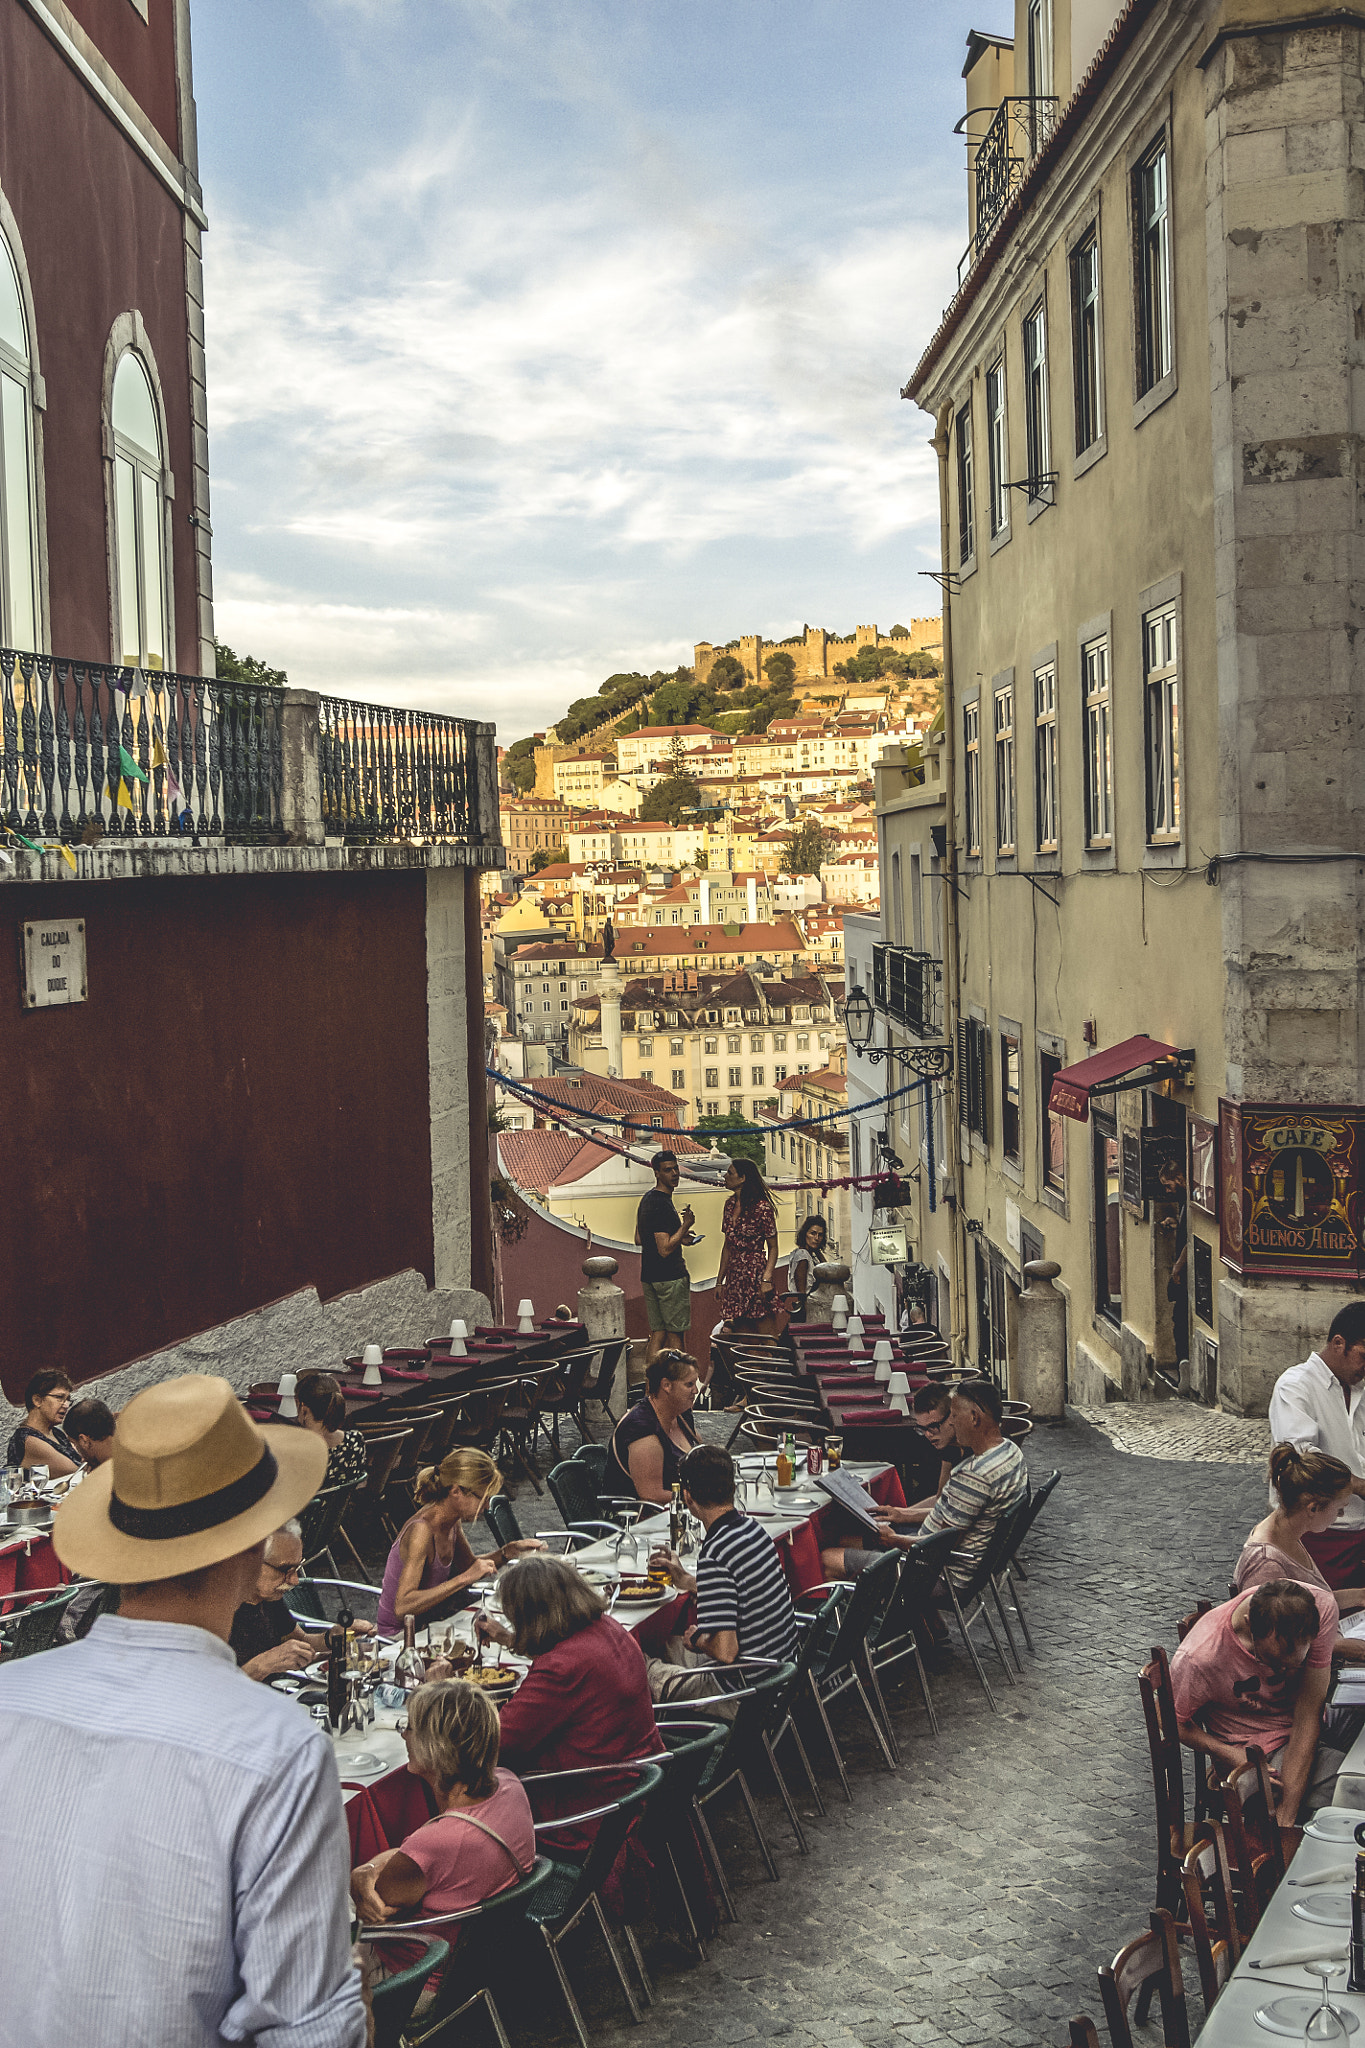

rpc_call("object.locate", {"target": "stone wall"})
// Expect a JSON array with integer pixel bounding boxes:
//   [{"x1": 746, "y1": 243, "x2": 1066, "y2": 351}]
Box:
[
  {"x1": 0, "y1": 1269, "x2": 493, "y2": 1439},
  {"x1": 694, "y1": 619, "x2": 942, "y2": 688}
]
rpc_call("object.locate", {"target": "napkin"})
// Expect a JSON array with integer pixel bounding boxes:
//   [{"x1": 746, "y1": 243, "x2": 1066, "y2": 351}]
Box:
[
  {"x1": 1247, "y1": 1937, "x2": 1348, "y2": 1969},
  {"x1": 344, "y1": 1385, "x2": 390, "y2": 1402},
  {"x1": 1291, "y1": 1863, "x2": 1354, "y2": 1887},
  {"x1": 379, "y1": 1364, "x2": 429, "y2": 1382}
]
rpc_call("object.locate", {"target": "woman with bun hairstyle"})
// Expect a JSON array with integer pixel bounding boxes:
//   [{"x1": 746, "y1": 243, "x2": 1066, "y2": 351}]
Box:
[
  {"x1": 376, "y1": 1447, "x2": 545, "y2": 1634},
  {"x1": 1237, "y1": 1443, "x2": 1365, "y2": 1659},
  {"x1": 295, "y1": 1370, "x2": 367, "y2": 1490}
]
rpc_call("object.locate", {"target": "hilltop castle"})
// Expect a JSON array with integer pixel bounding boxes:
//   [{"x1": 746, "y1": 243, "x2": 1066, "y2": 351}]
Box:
[{"x1": 694, "y1": 619, "x2": 942, "y2": 689}]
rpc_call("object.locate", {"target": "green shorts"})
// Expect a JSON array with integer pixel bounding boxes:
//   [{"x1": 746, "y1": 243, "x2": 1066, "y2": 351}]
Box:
[{"x1": 642, "y1": 1276, "x2": 692, "y2": 1335}]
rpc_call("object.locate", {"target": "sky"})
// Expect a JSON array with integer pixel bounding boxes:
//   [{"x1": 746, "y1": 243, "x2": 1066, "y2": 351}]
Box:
[{"x1": 191, "y1": 0, "x2": 988, "y2": 741}]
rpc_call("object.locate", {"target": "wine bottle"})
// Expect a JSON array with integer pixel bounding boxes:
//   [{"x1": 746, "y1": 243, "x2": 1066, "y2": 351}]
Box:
[
  {"x1": 395, "y1": 1613, "x2": 426, "y2": 1695},
  {"x1": 326, "y1": 1623, "x2": 346, "y2": 1731},
  {"x1": 669, "y1": 1481, "x2": 683, "y2": 1551},
  {"x1": 1351, "y1": 1851, "x2": 1365, "y2": 1991}
]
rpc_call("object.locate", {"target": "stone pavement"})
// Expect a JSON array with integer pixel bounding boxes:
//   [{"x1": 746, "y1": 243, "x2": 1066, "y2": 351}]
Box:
[
  {"x1": 1074, "y1": 1400, "x2": 1271, "y2": 1466},
  {"x1": 484, "y1": 1411, "x2": 1267, "y2": 2048}
]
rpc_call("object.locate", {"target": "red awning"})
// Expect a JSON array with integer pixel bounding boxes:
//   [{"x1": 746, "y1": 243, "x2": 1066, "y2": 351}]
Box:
[{"x1": 1047, "y1": 1035, "x2": 1192, "y2": 1123}]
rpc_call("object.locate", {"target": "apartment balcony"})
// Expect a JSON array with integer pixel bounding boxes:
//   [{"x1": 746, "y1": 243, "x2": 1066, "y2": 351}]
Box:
[
  {"x1": 958, "y1": 94, "x2": 1060, "y2": 286},
  {"x1": 872, "y1": 943, "x2": 943, "y2": 1041},
  {"x1": 0, "y1": 647, "x2": 500, "y2": 860}
]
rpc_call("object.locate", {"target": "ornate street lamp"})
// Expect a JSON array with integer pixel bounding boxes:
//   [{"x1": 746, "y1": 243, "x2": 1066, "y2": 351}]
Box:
[{"x1": 843, "y1": 985, "x2": 874, "y2": 1052}]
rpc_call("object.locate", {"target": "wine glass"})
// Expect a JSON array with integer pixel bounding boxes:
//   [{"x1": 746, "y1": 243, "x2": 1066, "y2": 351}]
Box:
[{"x1": 1304, "y1": 1962, "x2": 1349, "y2": 2044}]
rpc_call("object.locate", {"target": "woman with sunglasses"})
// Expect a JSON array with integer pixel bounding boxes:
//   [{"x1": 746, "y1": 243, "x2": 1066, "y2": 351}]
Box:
[{"x1": 603, "y1": 1351, "x2": 700, "y2": 1505}]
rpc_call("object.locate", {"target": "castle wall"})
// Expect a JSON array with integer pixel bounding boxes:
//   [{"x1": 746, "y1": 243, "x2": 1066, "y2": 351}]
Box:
[{"x1": 694, "y1": 618, "x2": 942, "y2": 687}]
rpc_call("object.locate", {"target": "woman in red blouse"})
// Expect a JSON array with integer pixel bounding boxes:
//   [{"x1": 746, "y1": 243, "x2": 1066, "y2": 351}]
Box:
[{"x1": 477, "y1": 1555, "x2": 663, "y2": 1856}]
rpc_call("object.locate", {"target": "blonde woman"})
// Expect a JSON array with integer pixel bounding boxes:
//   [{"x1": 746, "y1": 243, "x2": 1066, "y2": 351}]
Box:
[
  {"x1": 376, "y1": 1447, "x2": 544, "y2": 1634},
  {"x1": 350, "y1": 1681, "x2": 534, "y2": 1927}
]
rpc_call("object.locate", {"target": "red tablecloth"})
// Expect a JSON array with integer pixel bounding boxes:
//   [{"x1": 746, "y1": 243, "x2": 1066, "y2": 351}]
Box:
[
  {"x1": 0, "y1": 1534, "x2": 69, "y2": 1615},
  {"x1": 776, "y1": 1468, "x2": 905, "y2": 1594}
]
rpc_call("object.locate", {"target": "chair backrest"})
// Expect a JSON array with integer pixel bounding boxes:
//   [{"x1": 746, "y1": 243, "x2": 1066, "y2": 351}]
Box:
[
  {"x1": 1180, "y1": 1823, "x2": 1240, "y2": 2008},
  {"x1": 584, "y1": 1337, "x2": 628, "y2": 1413},
  {"x1": 367, "y1": 1936, "x2": 450, "y2": 2048},
  {"x1": 1098, "y1": 1906, "x2": 1190, "y2": 2048},
  {"x1": 1138, "y1": 1647, "x2": 1188, "y2": 1889},
  {"x1": 298, "y1": 1483, "x2": 353, "y2": 1563},
  {"x1": 574, "y1": 1443, "x2": 609, "y2": 1489},
  {"x1": 355, "y1": 1429, "x2": 411, "y2": 1501},
  {"x1": 548, "y1": 1457, "x2": 605, "y2": 1530},
  {"x1": 387, "y1": 1410, "x2": 444, "y2": 1485},
  {"x1": 1068, "y1": 2020, "x2": 1100, "y2": 2048},
  {"x1": 6, "y1": 1584, "x2": 79, "y2": 1657},
  {"x1": 526, "y1": 1761, "x2": 663, "y2": 1907},
  {"x1": 1177, "y1": 1599, "x2": 1213, "y2": 1641},
  {"x1": 1011, "y1": 1467, "x2": 1061, "y2": 1550},
  {"x1": 1001, "y1": 1415, "x2": 1033, "y2": 1442},
  {"x1": 736, "y1": 1409, "x2": 830, "y2": 1452},
  {"x1": 1219, "y1": 1744, "x2": 1285, "y2": 1937},
  {"x1": 817, "y1": 1549, "x2": 901, "y2": 1676},
  {"x1": 484, "y1": 1492, "x2": 523, "y2": 1551}
]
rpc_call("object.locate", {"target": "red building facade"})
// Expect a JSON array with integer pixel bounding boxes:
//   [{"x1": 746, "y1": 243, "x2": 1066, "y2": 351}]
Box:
[{"x1": 0, "y1": 0, "x2": 213, "y2": 673}]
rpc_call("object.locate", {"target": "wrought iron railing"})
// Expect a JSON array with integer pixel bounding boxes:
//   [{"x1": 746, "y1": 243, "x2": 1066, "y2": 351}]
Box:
[
  {"x1": 872, "y1": 943, "x2": 942, "y2": 1040},
  {"x1": 317, "y1": 695, "x2": 481, "y2": 844},
  {"x1": 0, "y1": 648, "x2": 283, "y2": 843},
  {"x1": 958, "y1": 94, "x2": 1060, "y2": 284}
]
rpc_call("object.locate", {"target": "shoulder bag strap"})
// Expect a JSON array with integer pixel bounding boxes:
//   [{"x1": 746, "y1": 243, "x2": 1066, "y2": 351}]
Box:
[{"x1": 427, "y1": 1806, "x2": 533, "y2": 1879}]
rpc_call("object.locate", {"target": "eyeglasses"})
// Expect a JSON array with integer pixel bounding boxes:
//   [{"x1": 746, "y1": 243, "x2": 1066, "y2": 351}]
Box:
[
  {"x1": 263, "y1": 1558, "x2": 301, "y2": 1581},
  {"x1": 396, "y1": 1719, "x2": 410, "y2": 1738}
]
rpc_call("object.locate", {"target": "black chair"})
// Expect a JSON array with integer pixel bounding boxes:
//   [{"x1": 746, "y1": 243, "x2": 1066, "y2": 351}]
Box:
[
  {"x1": 574, "y1": 1443, "x2": 609, "y2": 1491},
  {"x1": 536, "y1": 1349, "x2": 600, "y2": 1458},
  {"x1": 660, "y1": 1658, "x2": 809, "y2": 1901},
  {"x1": 579, "y1": 1338, "x2": 629, "y2": 1433},
  {"x1": 361, "y1": 1858, "x2": 556, "y2": 2046},
  {"x1": 911, "y1": 1520, "x2": 1018, "y2": 1713},
  {"x1": 483, "y1": 1491, "x2": 523, "y2": 1553},
  {"x1": 867, "y1": 1549, "x2": 943, "y2": 1736},
  {"x1": 340, "y1": 1427, "x2": 410, "y2": 1580},
  {"x1": 642, "y1": 1716, "x2": 731, "y2": 1957},
  {"x1": 0, "y1": 1583, "x2": 80, "y2": 1658},
  {"x1": 995, "y1": 1467, "x2": 1061, "y2": 1651},
  {"x1": 366, "y1": 1935, "x2": 450, "y2": 2048},
  {"x1": 298, "y1": 1483, "x2": 355, "y2": 1578},
  {"x1": 546, "y1": 1459, "x2": 640, "y2": 1538},
  {"x1": 793, "y1": 1551, "x2": 902, "y2": 1786}
]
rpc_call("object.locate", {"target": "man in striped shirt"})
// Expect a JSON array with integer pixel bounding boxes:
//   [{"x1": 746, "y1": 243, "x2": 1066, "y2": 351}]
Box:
[
  {"x1": 647, "y1": 1445, "x2": 797, "y2": 1685},
  {"x1": 878, "y1": 1379, "x2": 1028, "y2": 1588}
]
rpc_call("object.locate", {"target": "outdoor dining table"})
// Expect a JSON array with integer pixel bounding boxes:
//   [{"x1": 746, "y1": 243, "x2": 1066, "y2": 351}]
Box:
[
  {"x1": 1194, "y1": 1803, "x2": 1365, "y2": 2042},
  {"x1": 0, "y1": 1529, "x2": 67, "y2": 1614}
]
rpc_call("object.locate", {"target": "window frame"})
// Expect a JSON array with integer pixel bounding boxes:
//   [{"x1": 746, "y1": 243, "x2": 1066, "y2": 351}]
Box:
[
  {"x1": 101, "y1": 315, "x2": 175, "y2": 673},
  {"x1": 1031, "y1": 644, "x2": 1060, "y2": 864},
  {"x1": 0, "y1": 204, "x2": 48, "y2": 656},
  {"x1": 985, "y1": 351, "x2": 1010, "y2": 547},
  {"x1": 958, "y1": 1012, "x2": 991, "y2": 1149},
  {"x1": 992, "y1": 670, "x2": 1017, "y2": 867},
  {"x1": 1038, "y1": 1034, "x2": 1068, "y2": 1217},
  {"x1": 1092, "y1": 1107, "x2": 1123, "y2": 1332},
  {"x1": 1131, "y1": 116, "x2": 1177, "y2": 424},
  {"x1": 955, "y1": 391, "x2": 977, "y2": 575},
  {"x1": 962, "y1": 686, "x2": 983, "y2": 865},
  {"x1": 1067, "y1": 208, "x2": 1107, "y2": 478},
  {"x1": 1021, "y1": 294, "x2": 1053, "y2": 519},
  {"x1": 999, "y1": 1020, "x2": 1023, "y2": 1180},
  {"x1": 1078, "y1": 612, "x2": 1116, "y2": 871},
  {"x1": 1140, "y1": 573, "x2": 1185, "y2": 869}
]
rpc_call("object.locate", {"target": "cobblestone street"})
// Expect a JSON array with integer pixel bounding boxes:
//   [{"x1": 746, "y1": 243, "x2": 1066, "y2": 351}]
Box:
[{"x1": 492, "y1": 1411, "x2": 1267, "y2": 2048}]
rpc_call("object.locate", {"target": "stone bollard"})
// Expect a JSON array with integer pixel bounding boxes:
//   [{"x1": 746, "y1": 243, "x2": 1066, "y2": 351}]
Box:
[
  {"x1": 1016, "y1": 1260, "x2": 1066, "y2": 1419},
  {"x1": 578, "y1": 1254, "x2": 625, "y2": 1345}
]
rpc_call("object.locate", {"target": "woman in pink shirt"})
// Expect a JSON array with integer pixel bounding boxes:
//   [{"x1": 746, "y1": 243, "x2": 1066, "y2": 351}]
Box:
[
  {"x1": 350, "y1": 1681, "x2": 535, "y2": 1928},
  {"x1": 1236, "y1": 1442, "x2": 1365, "y2": 1663}
]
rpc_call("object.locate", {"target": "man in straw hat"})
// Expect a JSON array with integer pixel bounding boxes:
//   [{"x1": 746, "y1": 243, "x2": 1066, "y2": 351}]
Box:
[{"x1": 0, "y1": 1374, "x2": 367, "y2": 2046}]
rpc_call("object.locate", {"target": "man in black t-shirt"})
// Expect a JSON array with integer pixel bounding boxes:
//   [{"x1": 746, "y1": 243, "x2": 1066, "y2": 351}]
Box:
[{"x1": 636, "y1": 1150, "x2": 694, "y2": 1366}]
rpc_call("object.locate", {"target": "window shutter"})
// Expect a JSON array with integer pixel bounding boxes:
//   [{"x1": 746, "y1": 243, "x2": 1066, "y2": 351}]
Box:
[{"x1": 957, "y1": 1019, "x2": 970, "y2": 1129}]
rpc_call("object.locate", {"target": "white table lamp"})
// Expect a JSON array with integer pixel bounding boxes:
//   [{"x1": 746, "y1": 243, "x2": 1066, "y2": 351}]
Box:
[
  {"x1": 361, "y1": 1344, "x2": 383, "y2": 1388},
  {"x1": 846, "y1": 1315, "x2": 865, "y2": 1341},
  {"x1": 846, "y1": 1327, "x2": 866, "y2": 1354},
  {"x1": 873, "y1": 1340, "x2": 894, "y2": 1384},
  {"x1": 887, "y1": 1370, "x2": 911, "y2": 1415},
  {"x1": 831, "y1": 1294, "x2": 849, "y2": 1331},
  {"x1": 277, "y1": 1370, "x2": 298, "y2": 1418},
  {"x1": 448, "y1": 1318, "x2": 468, "y2": 1357},
  {"x1": 517, "y1": 1298, "x2": 536, "y2": 1334}
]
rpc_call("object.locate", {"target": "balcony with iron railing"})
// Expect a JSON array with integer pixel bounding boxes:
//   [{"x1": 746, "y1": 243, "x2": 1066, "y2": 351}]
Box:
[
  {"x1": 0, "y1": 648, "x2": 500, "y2": 860},
  {"x1": 872, "y1": 942, "x2": 943, "y2": 1041},
  {"x1": 957, "y1": 94, "x2": 1060, "y2": 287}
]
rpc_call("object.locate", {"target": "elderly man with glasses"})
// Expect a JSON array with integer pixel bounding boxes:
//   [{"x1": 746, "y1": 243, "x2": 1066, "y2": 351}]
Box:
[{"x1": 228, "y1": 1520, "x2": 373, "y2": 1680}]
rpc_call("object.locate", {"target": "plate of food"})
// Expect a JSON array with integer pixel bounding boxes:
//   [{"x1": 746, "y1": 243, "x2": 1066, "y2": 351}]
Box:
[{"x1": 614, "y1": 1574, "x2": 672, "y2": 1604}]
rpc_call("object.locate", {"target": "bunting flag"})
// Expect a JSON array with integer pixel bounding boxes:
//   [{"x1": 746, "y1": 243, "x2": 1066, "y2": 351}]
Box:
[
  {"x1": 152, "y1": 736, "x2": 182, "y2": 807},
  {"x1": 7, "y1": 826, "x2": 40, "y2": 854},
  {"x1": 0, "y1": 850, "x2": 13, "y2": 869},
  {"x1": 119, "y1": 745, "x2": 149, "y2": 785},
  {"x1": 115, "y1": 778, "x2": 134, "y2": 812},
  {"x1": 56, "y1": 843, "x2": 77, "y2": 872}
]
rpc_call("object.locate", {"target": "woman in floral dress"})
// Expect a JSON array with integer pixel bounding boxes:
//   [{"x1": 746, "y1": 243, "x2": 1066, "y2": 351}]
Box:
[{"x1": 716, "y1": 1158, "x2": 779, "y2": 1328}]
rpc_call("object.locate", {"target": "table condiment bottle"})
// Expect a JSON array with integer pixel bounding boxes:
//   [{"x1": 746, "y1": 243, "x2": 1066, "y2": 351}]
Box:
[
  {"x1": 395, "y1": 1613, "x2": 426, "y2": 1694},
  {"x1": 669, "y1": 1481, "x2": 683, "y2": 1551},
  {"x1": 1351, "y1": 1851, "x2": 1365, "y2": 1991},
  {"x1": 776, "y1": 1438, "x2": 794, "y2": 1489}
]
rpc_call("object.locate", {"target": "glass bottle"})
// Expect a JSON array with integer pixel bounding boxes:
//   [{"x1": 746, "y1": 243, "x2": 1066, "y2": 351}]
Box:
[
  {"x1": 326, "y1": 1623, "x2": 346, "y2": 1730},
  {"x1": 669, "y1": 1481, "x2": 683, "y2": 1551},
  {"x1": 395, "y1": 1613, "x2": 427, "y2": 1694}
]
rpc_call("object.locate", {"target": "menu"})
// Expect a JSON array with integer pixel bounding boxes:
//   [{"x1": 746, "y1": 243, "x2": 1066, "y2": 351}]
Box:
[{"x1": 815, "y1": 1467, "x2": 884, "y2": 1534}]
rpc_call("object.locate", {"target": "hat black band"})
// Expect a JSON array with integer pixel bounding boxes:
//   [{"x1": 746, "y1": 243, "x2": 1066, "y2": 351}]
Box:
[{"x1": 108, "y1": 1444, "x2": 279, "y2": 1541}]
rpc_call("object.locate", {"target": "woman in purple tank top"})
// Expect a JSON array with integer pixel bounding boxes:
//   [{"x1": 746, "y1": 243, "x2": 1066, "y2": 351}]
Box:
[{"x1": 376, "y1": 1448, "x2": 546, "y2": 1635}]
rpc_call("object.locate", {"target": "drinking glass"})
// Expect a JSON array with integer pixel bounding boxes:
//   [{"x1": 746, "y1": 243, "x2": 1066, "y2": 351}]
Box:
[
  {"x1": 1305, "y1": 1963, "x2": 1349, "y2": 2044},
  {"x1": 30, "y1": 1465, "x2": 48, "y2": 1490}
]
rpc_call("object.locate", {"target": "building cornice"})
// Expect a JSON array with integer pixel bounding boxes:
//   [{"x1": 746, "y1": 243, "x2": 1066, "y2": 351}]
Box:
[{"x1": 18, "y1": 0, "x2": 208, "y2": 228}]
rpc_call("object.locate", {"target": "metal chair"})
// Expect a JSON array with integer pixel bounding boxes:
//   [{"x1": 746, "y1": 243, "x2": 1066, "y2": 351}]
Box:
[
  {"x1": 791, "y1": 1552, "x2": 902, "y2": 1787},
  {"x1": 642, "y1": 1717, "x2": 731, "y2": 1957},
  {"x1": 867, "y1": 1548, "x2": 943, "y2": 1736},
  {"x1": 580, "y1": 1338, "x2": 629, "y2": 1433},
  {"x1": 0, "y1": 1582, "x2": 79, "y2": 1657},
  {"x1": 660, "y1": 1656, "x2": 813, "y2": 1892},
  {"x1": 535, "y1": 1349, "x2": 600, "y2": 1459},
  {"x1": 339, "y1": 1427, "x2": 411, "y2": 1581},
  {"x1": 298, "y1": 1483, "x2": 355, "y2": 1579},
  {"x1": 546, "y1": 1459, "x2": 640, "y2": 1538},
  {"x1": 365, "y1": 1934, "x2": 450, "y2": 2048},
  {"x1": 910, "y1": 1522, "x2": 1018, "y2": 1714},
  {"x1": 483, "y1": 1492, "x2": 524, "y2": 1553},
  {"x1": 994, "y1": 1466, "x2": 1061, "y2": 1646},
  {"x1": 379, "y1": 1409, "x2": 446, "y2": 1540},
  {"x1": 573, "y1": 1443, "x2": 609, "y2": 1491},
  {"x1": 360, "y1": 1858, "x2": 556, "y2": 2046},
  {"x1": 517, "y1": 1761, "x2": 664, "y2": 2048}
]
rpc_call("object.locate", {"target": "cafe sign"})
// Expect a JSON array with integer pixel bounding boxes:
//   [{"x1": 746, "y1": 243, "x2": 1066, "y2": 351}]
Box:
[
  {"x1": 20, "y1": 919, "x2": 87, "y2": 1009},
  {"x1": 868, "y1": 1224, "x2": 909, "y2": 1267},
  {"x1": 1219, "y1": 1100, "x2": 1363, "y2": 1280}
]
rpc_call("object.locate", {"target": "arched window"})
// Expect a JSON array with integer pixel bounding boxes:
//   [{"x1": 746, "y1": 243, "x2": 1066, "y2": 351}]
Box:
[
  {"x1": 111, "y1": 351, "x2": 167, "y2": 670},
  {"x1": 0, "y1": 231, "x2": 38, "y2": 651}
]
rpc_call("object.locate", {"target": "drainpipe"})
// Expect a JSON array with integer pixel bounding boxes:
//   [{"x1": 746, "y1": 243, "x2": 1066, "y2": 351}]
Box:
[{"x1": 931, "y1": 399, "x2": 968, "y2": 1369}]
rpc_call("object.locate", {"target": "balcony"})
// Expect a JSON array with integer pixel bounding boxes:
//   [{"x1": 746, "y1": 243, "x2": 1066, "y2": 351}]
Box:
[
  {"x1": 0, "y1": 648, "x2": 499, "y2": 856},
  {"x1": 872, "y1": 943, "x2": 943, "y2": 1040},
  {"x1": 957, "y1": 95, "x2": 1060, "y2": 286}
]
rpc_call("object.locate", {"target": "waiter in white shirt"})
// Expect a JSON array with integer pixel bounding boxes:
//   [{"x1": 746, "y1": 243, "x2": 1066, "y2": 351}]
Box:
[{"x1": 1269, "y1": 1303, "x2": 1365, "y2": 1587}]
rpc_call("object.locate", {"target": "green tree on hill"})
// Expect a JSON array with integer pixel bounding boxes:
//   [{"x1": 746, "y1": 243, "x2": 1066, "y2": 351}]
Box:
[
  {"x1": 694, "y1": 1111, "x2": 766, "y2": 1165},
  {"x1": 215, "y1": 642, "x2": 288, "y2": 689},
  {"x1": 708, "y1": 653, "x2": 746, "y2": 692},
  {"x1": 529, "y1": 844, "x2": 568, "y2": 872},
  {"x1": 503, "y1": 736, "x2": 537, "y2": 793},
  {"x1": 763, "y1": 650, "x2": 796, "y2": 688},
  {"x1": 781, "y1": 819, "x2": 835, "y2": 876},
  {"x1": 640, "y1": 769, "x2": 701, "y2": 824}
]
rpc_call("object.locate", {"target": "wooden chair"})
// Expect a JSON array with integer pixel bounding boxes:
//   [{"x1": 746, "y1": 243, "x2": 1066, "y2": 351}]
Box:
[
  {"x1": 1176, "y1": 1601, "x2": 1217, "y2": 1823},
  {"x1": 1068, "y1": 2021, "x2": 1101, "y2": 2048},
  {"x1": 1219, "y1": 1744, "x2": 1290, "y2": 1938},
  {"x1": 1180, "y1": 1823, "x2": 1240, "y2": 2010},
  {"x1": 1098, "y1": 1907, "x2": 1190, "y2": 2048},
  {"x1": 1138, "y1": 1645, "x2": 1212, "y2": 1915}
]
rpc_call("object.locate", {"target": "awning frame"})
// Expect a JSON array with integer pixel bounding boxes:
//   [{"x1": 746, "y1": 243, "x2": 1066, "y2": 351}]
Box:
[{"x1": 1086, "y1": 1049, "x2": 1196, "y2": 1102}]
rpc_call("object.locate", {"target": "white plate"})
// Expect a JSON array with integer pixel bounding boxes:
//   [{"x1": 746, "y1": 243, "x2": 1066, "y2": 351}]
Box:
[
  {"x1": 1307, "y1": 1811, "x2": 1365, "y2": 1844},
  {"x1": 1256, "y1": 1995, "x2": 1358, "y2": 2038},
  {"x1": 1292, "y1": 1895, "x2": 1352, "y2": 1927}
]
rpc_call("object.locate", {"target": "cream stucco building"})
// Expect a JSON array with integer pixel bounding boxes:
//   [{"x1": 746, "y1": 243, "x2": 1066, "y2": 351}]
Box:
[{"x1": 903, "y1": 0, "x2": 1365, "y2": 1413}]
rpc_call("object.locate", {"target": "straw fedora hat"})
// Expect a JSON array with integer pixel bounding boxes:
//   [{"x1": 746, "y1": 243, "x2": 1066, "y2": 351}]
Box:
[{"x1": 55, "y1": 1373, "x2": 328, "y2": 1583}]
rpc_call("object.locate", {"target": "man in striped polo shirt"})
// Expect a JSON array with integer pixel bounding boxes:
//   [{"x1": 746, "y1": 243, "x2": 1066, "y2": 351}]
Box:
[
  {"x1": 646, "y1": 1445, "x2": 797, "y2": 1695},
  {"x1": 879, "y1": 1379, "x2": 1027, "y2": 1588}
]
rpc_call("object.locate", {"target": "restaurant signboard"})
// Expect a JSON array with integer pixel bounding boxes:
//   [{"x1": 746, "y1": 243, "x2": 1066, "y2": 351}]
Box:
[{"x1": 1218, "y1": 1101, "x2": 1364, "y2": 1280}]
